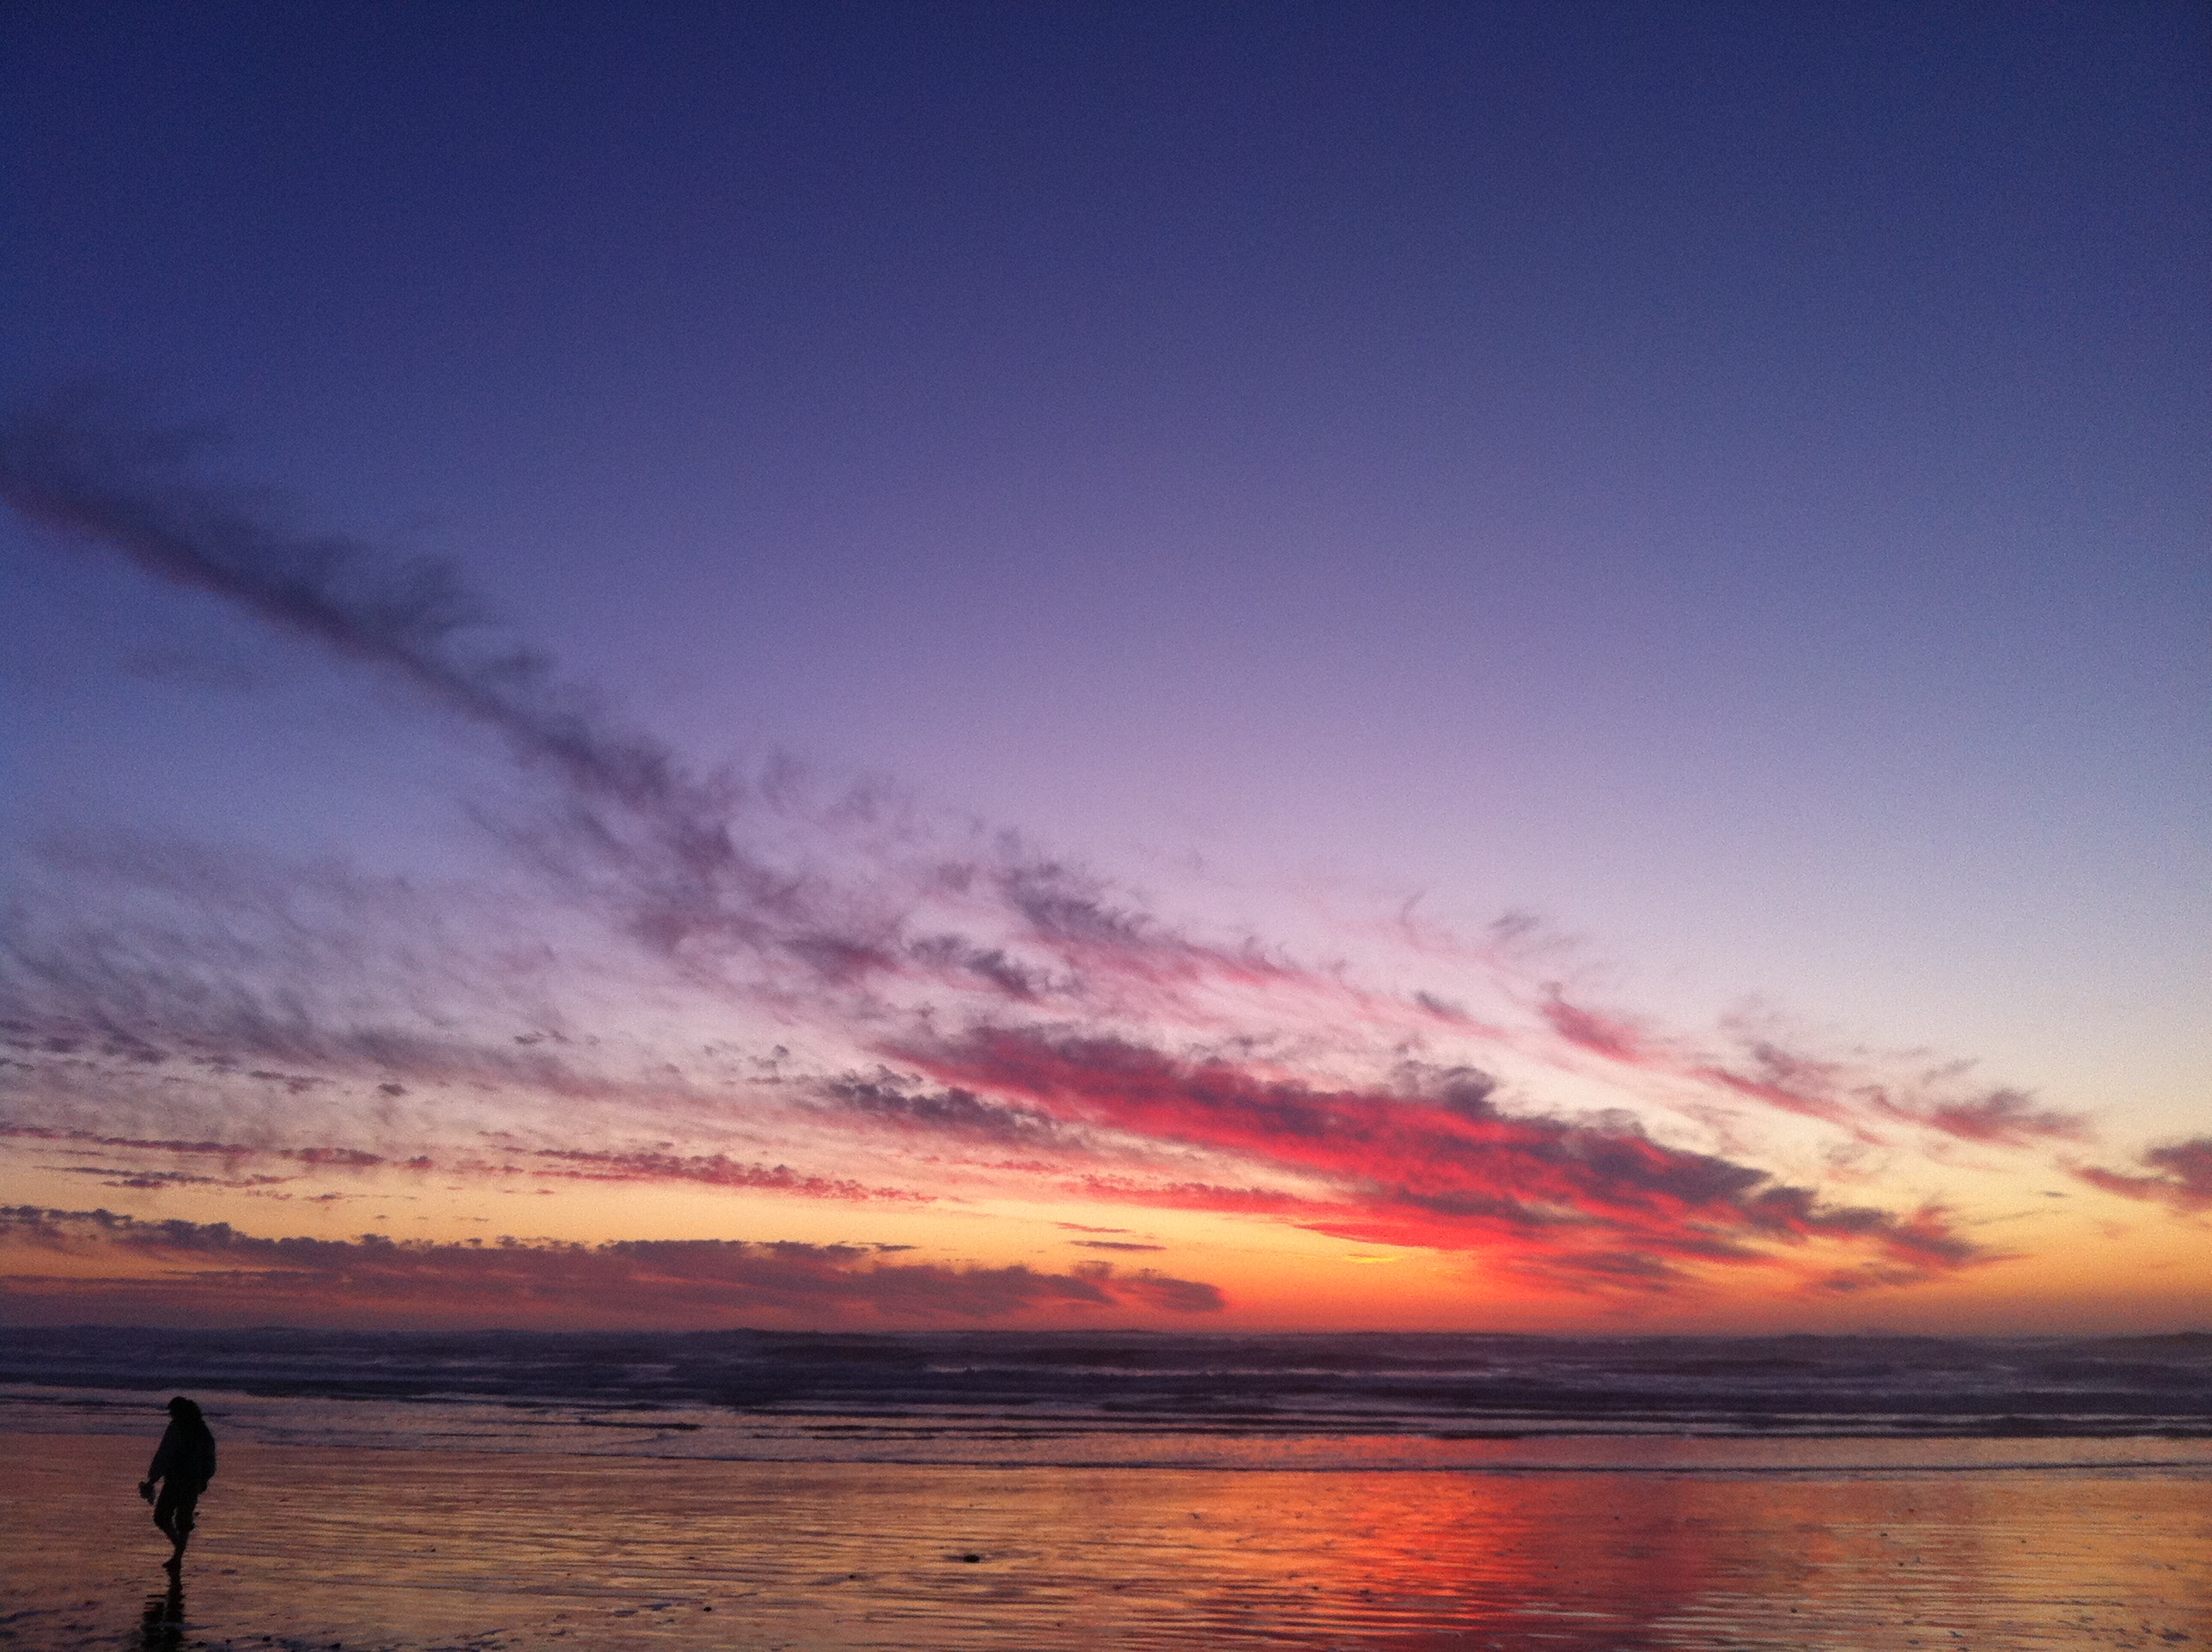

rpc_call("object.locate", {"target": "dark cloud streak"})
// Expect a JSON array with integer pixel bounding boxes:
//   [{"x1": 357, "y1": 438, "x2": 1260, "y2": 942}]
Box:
[{"x1": 0, "y1": 1206, "x2": 1226, "y2": 1327}]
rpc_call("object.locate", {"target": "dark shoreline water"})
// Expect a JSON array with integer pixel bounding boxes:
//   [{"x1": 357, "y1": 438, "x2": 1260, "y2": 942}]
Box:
[{"x1": 5, "y1": 1326, "x2": 2207, "y2": 1446}]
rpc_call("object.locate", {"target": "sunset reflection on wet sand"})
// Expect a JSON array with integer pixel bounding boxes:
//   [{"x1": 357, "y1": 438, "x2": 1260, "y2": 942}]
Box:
[{"x1": 7, "y1": 1435, "x2": 2205, "y2": 1651}]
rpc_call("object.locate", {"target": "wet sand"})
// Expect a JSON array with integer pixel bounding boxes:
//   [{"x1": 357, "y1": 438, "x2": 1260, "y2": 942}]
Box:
[{"x1": 4, "y1": 1433, "x2": 2205, "y2": 1650}]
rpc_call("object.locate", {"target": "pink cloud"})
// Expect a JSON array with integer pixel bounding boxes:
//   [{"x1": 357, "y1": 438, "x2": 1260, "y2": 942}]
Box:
[
  {"x1": 1874, "y1": 1088, "x2": 2091, "y2": 1148},
  {"x1": 2070, "y1": 1137, "x2": 2212, "y2": 1214},
  {"x1": 1540, "y1": 992, "x2": 2087, "y2": 1149},
  {"x1": 1539, "y1": 988, "x2": 1652, "y2": 1064}
]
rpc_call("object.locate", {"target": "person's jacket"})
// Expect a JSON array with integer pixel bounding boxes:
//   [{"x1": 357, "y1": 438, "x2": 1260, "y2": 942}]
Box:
[{"x1": 147, "y1": 1422, "x2": 218, "y2": 1493}]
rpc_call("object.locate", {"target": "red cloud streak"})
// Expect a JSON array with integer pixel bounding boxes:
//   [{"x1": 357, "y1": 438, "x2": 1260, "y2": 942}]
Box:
[{"x1": 890, "y1": 1028, "x2": 1988, "y2": 1296}]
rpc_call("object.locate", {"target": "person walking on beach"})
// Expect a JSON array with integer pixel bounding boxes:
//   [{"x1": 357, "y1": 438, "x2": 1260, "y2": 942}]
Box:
[{"x1": 138, "y1": 1397, "x2": 217, "y2": 1571}]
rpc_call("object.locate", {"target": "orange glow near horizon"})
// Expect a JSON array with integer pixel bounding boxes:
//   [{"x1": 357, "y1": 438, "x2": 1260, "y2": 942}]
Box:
[{"x1": 3, "y1": 1120, "x2": 2205, "y2": 1332}]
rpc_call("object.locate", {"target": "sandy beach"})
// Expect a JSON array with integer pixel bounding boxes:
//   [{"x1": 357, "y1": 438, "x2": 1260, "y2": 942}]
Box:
[{"x1": 4, "y1": 1432, "x2": 2205, "y2": 1651}]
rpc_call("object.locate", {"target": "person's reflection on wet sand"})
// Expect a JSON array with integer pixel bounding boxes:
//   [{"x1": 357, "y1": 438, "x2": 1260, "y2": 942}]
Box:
[
  {"x1": 138, "y1": 1396, "x2": 218, "y2": 1572},
  {"x1": 138, "y1": 1572, "x2": 184, "y2": 1652}
]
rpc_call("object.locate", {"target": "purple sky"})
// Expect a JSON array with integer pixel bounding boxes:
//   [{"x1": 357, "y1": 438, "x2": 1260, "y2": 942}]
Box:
[{"x1": 1, "y1": 4, "x2": 2205, "y2": 1329}]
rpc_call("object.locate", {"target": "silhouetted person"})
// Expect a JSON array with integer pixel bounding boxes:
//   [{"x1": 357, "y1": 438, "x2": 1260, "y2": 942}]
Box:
[{"x1": 138, "y1": 1396, "x2": 216, "y2": 1571}]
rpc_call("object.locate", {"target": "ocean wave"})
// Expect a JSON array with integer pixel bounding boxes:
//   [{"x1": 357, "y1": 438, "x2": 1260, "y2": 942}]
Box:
[{"x1": 6, "y1": 1328, "x2": 2206, "y2": 1468}]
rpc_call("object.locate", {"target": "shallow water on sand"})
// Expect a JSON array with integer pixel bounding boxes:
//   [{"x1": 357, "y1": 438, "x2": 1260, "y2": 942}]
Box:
[{"x1": 4, "y1": 1434, "x2": 2206, "y2": 1651}]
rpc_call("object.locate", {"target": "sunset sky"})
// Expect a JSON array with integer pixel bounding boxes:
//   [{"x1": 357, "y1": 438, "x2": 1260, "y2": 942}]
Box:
[{"x1": 3, "y1": 3, "x2": 2206, "y2": 1335}]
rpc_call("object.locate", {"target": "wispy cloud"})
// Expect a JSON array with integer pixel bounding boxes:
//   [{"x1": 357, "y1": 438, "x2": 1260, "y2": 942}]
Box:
[
  {"x1": 512, "y1": 1147, "x2": 928, "y2": 1201},
  {"x1": 2069, "y1": 1137, "x2": 2212, "y2": 1216},
  {"x1": 1541, "y1": 988, "x2": 2089, "y2": 1148},
  {"x1": 0, "y1": 398, "x2": 2080, "y2": 1312},
  {"x1": 0, "y1": 402, "x2": 1491, "y2": 1056},
  {"x1": 0, "y1": 1126, "x2": 920, "y2": 1205},
  {"x1": 0, "y1": 1206, "x2": 1225, "y2": 1327}
]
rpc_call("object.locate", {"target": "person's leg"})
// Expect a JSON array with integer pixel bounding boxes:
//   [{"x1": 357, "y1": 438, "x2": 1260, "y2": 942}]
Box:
[
  {"x1": 154, "y1": 1484, "x2": 196, "y2": 1564},
  {"x1": 171, "y1": 1489, "x2": 196, "y2": 1560}
]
